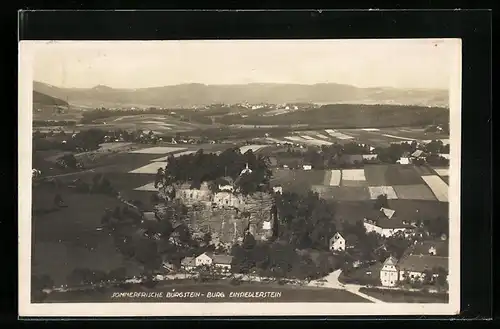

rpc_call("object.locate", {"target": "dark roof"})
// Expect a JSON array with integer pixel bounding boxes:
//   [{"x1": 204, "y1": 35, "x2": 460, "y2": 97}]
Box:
[
  {"x1": 403, "y1": 240, "x2": 449, "y2": 258},
  {"x1": 398, "y1": 255, "x2": 448, "y2": 272},
  {"x1": 205, "y1": 252, "x2": 234, "y2": 265},
  {"x1": 181, "y1": 257, "x2": 195, "y2": 266}
]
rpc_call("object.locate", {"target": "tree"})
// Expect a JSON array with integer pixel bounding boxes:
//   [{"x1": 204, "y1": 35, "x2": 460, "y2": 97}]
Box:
[
  {"x1": 135, "y1": 238, "x2": 162, "y2": 276},
  {"x1": 434, "y1": 267, "x2": 448, "y2": 287},
  {"x1": 374, "y1": 194, "x2": 389, "y2": 209}
]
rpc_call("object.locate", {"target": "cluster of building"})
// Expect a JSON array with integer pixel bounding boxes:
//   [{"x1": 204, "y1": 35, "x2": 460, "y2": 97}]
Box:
[
  {"x1": 180, "y1": 252, "x2": 234, "y2": 273},
  {"x1": 380, "y1": 240, "x2": 449, "y2": 287}
]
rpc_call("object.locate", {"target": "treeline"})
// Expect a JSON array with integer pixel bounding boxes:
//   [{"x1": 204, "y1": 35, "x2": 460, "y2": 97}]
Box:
[
  {"x1": 215, "y1": 104, "x2": 449, "y2": 128},
  {"x1": 230, "y1": 238, "x2": 335, "y2": 280},
  {"x1": 274, "y1": 191, "x2": 338, "y2": 250},
  {"x1": 33, "y1": 120, "x2": 77, "y2": 127},
  {"x1": 33, "y1": 129, "x2": 107, "y2": 152},
  {"x1": 160, "y1": 148, "x2": 273, "y2": 195},
  {"x1": 274, "y1": 140, "x2": 450, "y2": 169}
]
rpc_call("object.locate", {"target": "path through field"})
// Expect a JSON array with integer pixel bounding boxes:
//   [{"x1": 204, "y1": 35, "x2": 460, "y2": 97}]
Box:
[{"x1": 307, "y1": 270, "x2": 385, "y2": 304}]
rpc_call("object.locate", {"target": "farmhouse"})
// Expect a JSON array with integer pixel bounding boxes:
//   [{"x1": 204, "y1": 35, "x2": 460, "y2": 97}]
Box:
[
  {"x1": 397, "y1": 157, "x2": 410, "y2": 165},
  {"x1": 363, "y1": 209, "x2": 413, "y2": 238},
  {"x1": 182, "y1": 252, "x2": 234, "y2": 273},
  {"x1": 397, "y1": 254, "x2": 449, "y2": 283},
  {"x1": 329, "y1": 232, "x2": 346, "y2": 252},
  {"x1": 380, "y1": 256, "x2": 399, "y2": 287},
  {"x1": 302, "y1": 164, "x2": 312, "y2": 171},
  {"x1": 377, "y1": 240, "x2": 449, "y2": 286}
]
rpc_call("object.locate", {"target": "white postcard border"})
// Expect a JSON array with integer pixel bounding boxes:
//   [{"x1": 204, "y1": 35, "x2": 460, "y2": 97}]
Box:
[{"x1": 18, "y1": 39, "x2": 461, "y2": 317}]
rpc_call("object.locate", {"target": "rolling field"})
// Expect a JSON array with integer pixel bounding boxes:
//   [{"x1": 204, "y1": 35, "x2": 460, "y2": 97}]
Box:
[
  {"x1": 334, "y1": 200, "x2": 448, "y2": 224},
  {"x1": 280, "y1": 127, "x2": 449, "y2": 148},
  {"x1": 32, "y1": 185, "x2": 144, "y2": 286},
  {"x1": 271, "y1": 169, "x2": 325, "y2": 194},
  {"x1": 89, "y1": 114, "x2": 211, "y2": 133},
  {"x1": 275, "y1": 164, "x2": 449, "y2": 203}
]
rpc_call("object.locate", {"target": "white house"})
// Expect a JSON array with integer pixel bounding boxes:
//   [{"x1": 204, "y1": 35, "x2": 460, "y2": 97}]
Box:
[
  {"x1": 380, "y1": 256, "x2": 399, "y2": 287},
  {"x1": 272, "y1": 186, "x2": 283, "y2": 194},
  {"x1": 397, "y1": 157, "x2": 410, "y2": 165},
  {"x1": 329, "y1": 232, "x2": 346, "y2": 251},
  {"x1": 182, "y1": 252, "x2": 234, "y2": 273},
  {"x1": 302, "y1": 164, "x2": 312, "y2": 171}
]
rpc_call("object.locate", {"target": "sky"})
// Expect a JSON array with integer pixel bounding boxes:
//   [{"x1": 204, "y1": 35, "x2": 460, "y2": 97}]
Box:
[{"x1": 30, "y1": 39, "x2": 460, "y2": 90}]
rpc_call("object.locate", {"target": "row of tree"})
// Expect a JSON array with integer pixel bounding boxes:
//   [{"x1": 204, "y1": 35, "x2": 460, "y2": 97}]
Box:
[{"x1": 160, "y1": 148, "x2": 273, "y2": 195}]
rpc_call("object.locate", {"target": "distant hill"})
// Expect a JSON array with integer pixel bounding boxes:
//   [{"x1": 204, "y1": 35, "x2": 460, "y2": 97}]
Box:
[
  {"x1": 33, "y1": 90, "x2": 69, "y2": 107},
  {"x1": 33, "y1": 81, "x2": 449, "y2": 109}
]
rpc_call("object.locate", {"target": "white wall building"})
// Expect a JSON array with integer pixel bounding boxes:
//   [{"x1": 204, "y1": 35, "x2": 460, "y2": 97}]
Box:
[
  {"x1": 329, "y1": 232, "x2": 346, "y2": 251},
  {"x1": 380, "y1": 256, "x2": 399, "y2": 287}
]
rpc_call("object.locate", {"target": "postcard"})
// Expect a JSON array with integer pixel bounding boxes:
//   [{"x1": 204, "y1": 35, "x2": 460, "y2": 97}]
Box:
[{"x1": 19, "y1": 39, "x2": 461, "y2": 317}]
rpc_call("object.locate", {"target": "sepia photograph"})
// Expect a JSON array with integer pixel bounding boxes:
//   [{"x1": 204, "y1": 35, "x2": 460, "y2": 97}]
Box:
[{"x1": 19, "y1": 39, "x2": 461, "y2": 317}]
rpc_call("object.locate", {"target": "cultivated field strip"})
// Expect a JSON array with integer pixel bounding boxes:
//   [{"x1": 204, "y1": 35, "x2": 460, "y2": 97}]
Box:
[
  {"x1": 392, "y1": 184, "x2": 437, "y2": 201},
  {"x1": 151, "y1": 150, "x2": 198, "y2": 162},
  {"x1": 342, "y1": 169, "x2": 366, "y2": 181},
  {"x1": 266, "y1": 137, "x2": 289, "y2": 144},
  {"x1": 300, "y1": 135, "x2": 314, "y2": 140},
  {"x1": 325, "y1": 129, "x2": 353, "y2": 140},
  {"x1": 129, "y1": 162, "x2": 168, "y2": 174},
  {"x1": 421, "y1": 175, "x2": 449, "y2": 202},
  {"x1": 381, "y1": 134, "x2": 417, "y2": 141},
  {"x1": 433, "y1": 168, "x2": 449, "y2": 177},
  {"x1": 134, "y1": 182, "x2": 158, "y2": 192},
  {"x1": 329, "y1": 170, "x2": 342, "y2": 186},
  {"x1": 438, "y1": 153, "x2": 450, "y2": 160},
  {"x1": 368, "y1": 186, "x2": 398, "y2": 200},
  {"x1": 129, "y1": 147, "x2": 187, "y2": 154},
  {"x1": 361, "y1": 128, "x2": 380, "y2": 131},
  {"x1": 314, "y1": 133, "x2": 330, "y2": 139},
  {"x1": 284, "y1": 136, "x2": 306, "y2": 142},
  {"x1": 239, "y1": 144, "x2": 268, "y2": 154},
  {"x1": 284, "y1": 136, "x2": 333, "y2": 146}
]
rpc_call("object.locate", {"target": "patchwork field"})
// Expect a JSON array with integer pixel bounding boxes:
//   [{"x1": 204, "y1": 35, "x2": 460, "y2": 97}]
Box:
[
  {"x1": 334, "y1": 200, "x2": 449, "y2": 224},
  {"x1": 129, "y1": 146, "x2": 187, "y2": 154},
  {"x1": 151, "y1": 150, "x2": 198, "y2": 162},
  {"x1": 271, "y1": 169, "x2": 325, "y2": 194},
  {"x1": 283, "y1": 127, "x2": 450, "y2": 148},
  {"x1": 313, "y1": 186, "x2": 370, "y2": 201},
  {"x1": 274, "y1": 164, "x2": 449, "y2": 203},
  {"x1": 392, "y1": 184, "x2": 437, "y2": 201},
  {"x1": 129, "y1": 162, "x2": 169, "y2": 174},
  {"x1": 368, "y1": 186, "x2": 399, "y2": 200},
  {"x1": 421, "y1": 175, "x2": 449, "y2": 202},
  {"x1": 239, "y1": 144, "x2": 269, "y2": 154}
]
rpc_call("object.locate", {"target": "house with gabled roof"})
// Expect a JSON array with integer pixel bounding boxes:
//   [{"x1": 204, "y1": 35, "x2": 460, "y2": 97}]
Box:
[
  {"x1": 380, "y1": 256, "x2": 399, "y2": 287},
  {"x1": 181, "y1": 252, "x2": 234, "y2": 273},
  {"x1": 329, "y1": 232, "x2": 346, "y2": 252}
]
